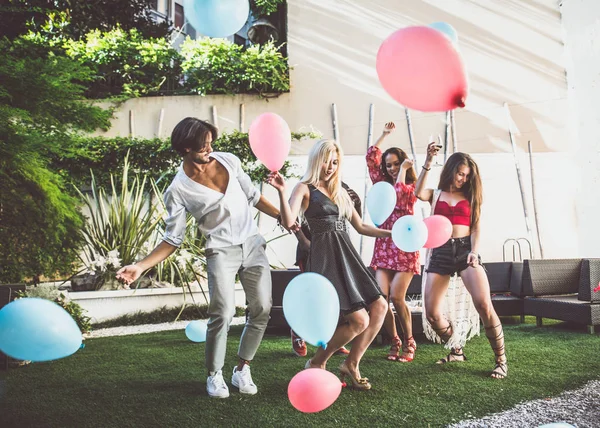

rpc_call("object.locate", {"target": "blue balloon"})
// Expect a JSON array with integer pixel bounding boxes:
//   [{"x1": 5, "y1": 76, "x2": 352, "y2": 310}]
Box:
[
  {"x1": 366, "y1": 181, "x2": 397, "y2": 226},
  {"x1": 0, "y1": 298, "x2": 82, "y2": 362},
  {"x1": 283, "y1": 273, "x2": 340, "y2": 349},
  {"x1": 185, "y1": 320, "x2": 207, "y2": 342},
  {"x1": 391, "y1": 215, "x2": 428, "y2": 252},
  {"x1": 429, "y1": 22, "x2": 459, "y2": 44},
  {"x1": 183, "y1": 0, "x2": 250, "y2": 39}
]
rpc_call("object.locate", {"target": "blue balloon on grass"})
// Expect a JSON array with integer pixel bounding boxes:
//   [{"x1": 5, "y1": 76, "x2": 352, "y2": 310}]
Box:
[
  {"x1": 0, "y1": 298, "x2": 82, "y2": 362},
  {"x1": 366, "y1": 181, "x2": 397, "y2": 226},
  {"x1": 185, "y1": 320, "x2": 207, "y2": 342},
  {"x1": 429, "y1": 22, "x2": 459, "y2": 44},
  {"x1": 183, "y1": 0, "x2": 250, "y2": 38},
  {"x1": 283, "y1": 273, "x2": 340, "y2": 349},
  {"x1": 392, "y1": 215, "x2": 428, "y2": 252}
]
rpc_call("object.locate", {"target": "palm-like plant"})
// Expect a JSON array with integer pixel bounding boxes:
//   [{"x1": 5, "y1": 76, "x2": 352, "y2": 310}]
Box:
[{"x1": 75, "y1": 155, "x2": 210, "y2": 306}]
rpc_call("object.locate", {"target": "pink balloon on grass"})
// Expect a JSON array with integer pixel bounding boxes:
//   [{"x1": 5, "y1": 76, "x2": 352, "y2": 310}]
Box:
[
  {"x1": 376, "y1": 26, "x2": 468, "y2": 112},
  {"x1": 249, "y1": 113, "x2": 291, "y2": 171},
  {"x1": 288, "y1": 368, "x2": 343, "y2": 413},
  {"x1": 423, "y1": 215, "x2": 453, "y2": 249}
]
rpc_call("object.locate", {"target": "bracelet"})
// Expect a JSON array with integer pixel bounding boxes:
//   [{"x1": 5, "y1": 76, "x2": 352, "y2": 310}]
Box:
[{"x1": 422, "y1": 165, "x2": 431, "y2": 171}]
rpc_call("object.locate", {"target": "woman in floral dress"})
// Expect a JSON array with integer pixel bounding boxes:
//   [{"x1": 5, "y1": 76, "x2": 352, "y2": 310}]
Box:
[{"x1": 366, "y1": 122, "x2": 420, "y2": 362}]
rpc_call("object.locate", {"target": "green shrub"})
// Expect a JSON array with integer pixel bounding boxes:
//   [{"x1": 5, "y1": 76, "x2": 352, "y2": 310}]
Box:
[
  {"x1": 52, "y1": 130, "x2": 319, "y2": 189},
  {"x1": 64, "y1": 28, "x2": 182, "y2": 98},
  {"x1": 251, "y1": 0, "x2": 286, "y2": 17},
  {"x1": 180, "y1": 37, "x2": 289, "y2": 96}
]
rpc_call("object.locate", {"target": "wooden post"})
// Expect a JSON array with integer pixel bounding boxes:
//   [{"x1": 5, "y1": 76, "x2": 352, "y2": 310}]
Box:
[
  {"x1": 331, "y1": 103, "x2": 340, "y2": 143},
  {"x1": 212, "y1": 106, "x2": 219, "y2": 128},
  {"x1": 404, "y1": 108, "x2": 417, "y2": 164},
  {"x1": 450, "y1": 110, "x2": 458, "y2": 153},
  {"x1": 504, "y1": 102, "x2": 534, "y2": 257},
  {"x1": 239, "y1": 104, "x2": 245, "y2": 132},
  {"x1": 157, "y1": 108, "x2": 165, "y2": 138},
  {"x1": 444, "y1": 111, "x2": 450, "y2": 162},
  {"x1": 528, "y1": 140, "x2": 544, "y2": 259},
  {"x1": 360, "y1": 103, "x2": 375, "y2": 255},
  {"x1": 129, "y1": 110, "x2": 135, "y2": 138}
]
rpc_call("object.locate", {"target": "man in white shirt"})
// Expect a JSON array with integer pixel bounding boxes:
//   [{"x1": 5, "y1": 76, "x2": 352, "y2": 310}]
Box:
[{"x1": 117, "y1": 117, "x2": 285, "y2": 398}]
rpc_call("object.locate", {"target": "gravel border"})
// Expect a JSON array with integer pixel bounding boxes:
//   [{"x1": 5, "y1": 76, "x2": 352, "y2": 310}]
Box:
[
  {"x1": 86, "y1": 316, "x2": 246, "y2": 338},
  {"x1": 448, "y1": 379, "x2": 600, "y2": 428}
]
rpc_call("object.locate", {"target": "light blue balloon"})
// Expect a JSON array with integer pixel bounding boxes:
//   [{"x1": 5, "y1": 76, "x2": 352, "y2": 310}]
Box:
[
  {"x1": 391, "y1": 215, "x2": 428, "y2": 252},
  {"x1": 282, "y1": 273, "x2": 340, "y2": 349},
  {"x1": 185, "y1": 320, "x2": 207, "y2": 342},
  {"x1": 0, "y1": 298, "x2": 82, "y2": 362},
  {"x1": 429, "y1": 22, "x2": 459, "y2": 44},
  {"x1": 366, "y1": 181, "x2": 397, "y2": 226},
  {"x1": 183, "y1": 0, "x2": 250, "y2": 39}
]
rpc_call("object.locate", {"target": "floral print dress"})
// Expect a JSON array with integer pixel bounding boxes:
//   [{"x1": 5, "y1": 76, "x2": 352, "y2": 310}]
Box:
[{"x1": 366, "y1": 146, "x2": 420, "y2": 275}]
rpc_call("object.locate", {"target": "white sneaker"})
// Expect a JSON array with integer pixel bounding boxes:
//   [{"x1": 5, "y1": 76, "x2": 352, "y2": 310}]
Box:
[
  {"x1": 206, "y1": 370, "x2": 229, "y2": 398},
  {"x1": 231, "y1": 365, "x2": 258, "y2": 395}
]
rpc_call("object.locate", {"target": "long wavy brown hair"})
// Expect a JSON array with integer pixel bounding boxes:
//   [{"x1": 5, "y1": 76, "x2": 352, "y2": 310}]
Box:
[
  {"x1": 380, "y1": 147, "x2": 417, "y2": 185},
  {"x1": 438, "y1": 152, "x2": 483, "y2": 230}
]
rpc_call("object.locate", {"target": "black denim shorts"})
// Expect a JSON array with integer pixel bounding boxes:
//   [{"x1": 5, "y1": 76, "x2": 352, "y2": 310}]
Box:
[{"x1": 426, "y1": 236, "x2": 483, "y2": 277}]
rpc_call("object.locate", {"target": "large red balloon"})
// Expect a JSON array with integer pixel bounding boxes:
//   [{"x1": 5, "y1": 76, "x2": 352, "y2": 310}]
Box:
[
  {"x1": 376, "y1": 26, "x2": 468, "y2": 112},
  {"x1": 288, "y1": 368, "x2": 342, "y2": 413}
]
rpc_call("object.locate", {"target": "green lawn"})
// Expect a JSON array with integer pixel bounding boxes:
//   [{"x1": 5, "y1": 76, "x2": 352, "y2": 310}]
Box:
[{"x1": 1, "y1": 318, "x2": 598, "y2": 428}]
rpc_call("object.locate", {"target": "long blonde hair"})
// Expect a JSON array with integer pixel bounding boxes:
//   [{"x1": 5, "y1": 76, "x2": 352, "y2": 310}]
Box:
[{"x1": 301, "y1": 139, "x2": 354, "y2": 219}]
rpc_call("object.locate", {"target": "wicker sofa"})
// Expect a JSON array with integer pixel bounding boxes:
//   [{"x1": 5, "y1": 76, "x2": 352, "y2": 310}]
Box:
[{"x1": 522, "y1": 259, "x2": 600, "y2": 334}]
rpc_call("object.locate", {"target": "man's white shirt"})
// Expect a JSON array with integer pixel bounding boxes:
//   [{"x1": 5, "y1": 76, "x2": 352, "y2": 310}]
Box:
[{"x1": 163, "y1": 152, "x2": 261, "y2": 249}]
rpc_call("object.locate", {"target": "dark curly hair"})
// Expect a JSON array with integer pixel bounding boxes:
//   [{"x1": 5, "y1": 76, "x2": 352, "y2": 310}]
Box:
[{"x1": 380, "y1": 147, "x2": 417, "y2": 184}]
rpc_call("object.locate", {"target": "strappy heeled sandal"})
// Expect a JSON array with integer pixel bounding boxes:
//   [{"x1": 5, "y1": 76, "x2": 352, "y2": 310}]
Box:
[
  {"x1": 339, "y1": 362, "x2": 371, "y2": 390},
  {"x1": 437, "y1": 347, "x2": 467, "y2": 364},
  {"x1": 386, "y1": 335, "x2": 402, "y2": 361},
  {"x1": 397, "y1": 336, "x2": 417, "y2": 363},
  {"x1": 485, "y1": 323, "x2": 508, "y2": 379}
]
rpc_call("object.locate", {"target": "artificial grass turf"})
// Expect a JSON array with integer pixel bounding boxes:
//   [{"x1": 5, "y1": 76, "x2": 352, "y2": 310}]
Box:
[{"x1": 0, "y1": 318, "x2": 598, "y2": 428}]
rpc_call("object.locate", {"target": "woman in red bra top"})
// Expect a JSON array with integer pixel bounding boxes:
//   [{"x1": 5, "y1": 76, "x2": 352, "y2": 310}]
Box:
[
  {"x1": 366, "y1": 122, "x2": 419, "y2": 363},
  {"x1": 415, "y1": 142, "x2": 507, "y2": 379}
]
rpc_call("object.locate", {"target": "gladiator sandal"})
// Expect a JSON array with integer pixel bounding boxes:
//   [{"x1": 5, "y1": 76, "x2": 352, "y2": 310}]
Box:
[
  {"x1": 386, "y1": 335, "x2": 402, "y2": 361},
  {"x1": 485, "y1": 323, "x2": 507, "y2": 379},
  {"x1": 433, "y1": 324, "x2": 467, "y2": 364}
]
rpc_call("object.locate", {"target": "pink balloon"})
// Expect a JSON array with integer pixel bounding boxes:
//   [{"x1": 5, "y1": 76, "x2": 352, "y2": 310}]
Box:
[
  {"x1": 423, "y1": 215, "x2": 453, "y2": 248},
  {"x1": 248, "y1": 112, "x2": 291, "y2": 171},
  {"x1": 288, "y1": 368, "x2": 343, "y2": 413},
  {"x1": 376, "y1": 26, "x2": 468, "y2": 112}
]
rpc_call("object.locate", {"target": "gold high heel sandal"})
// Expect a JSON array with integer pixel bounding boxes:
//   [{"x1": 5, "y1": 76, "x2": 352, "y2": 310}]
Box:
[{"x1": 338, "y1": 362, "x2": 371, "y2": 390}]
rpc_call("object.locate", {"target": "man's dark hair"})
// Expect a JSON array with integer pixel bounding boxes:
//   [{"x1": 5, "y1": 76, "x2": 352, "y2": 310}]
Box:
[{"x1": 171, "y1": 117, "x2": 218, "y2": 156}]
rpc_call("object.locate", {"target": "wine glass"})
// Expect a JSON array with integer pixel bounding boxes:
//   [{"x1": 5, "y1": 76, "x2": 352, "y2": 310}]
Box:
[{"x1": 430, "y1": 134, "x2": 444, "y2": 168}]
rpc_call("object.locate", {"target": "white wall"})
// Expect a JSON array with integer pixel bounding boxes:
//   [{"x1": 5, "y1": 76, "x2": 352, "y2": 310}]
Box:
[
  {"x1": 94, "y1": 0, "x2": 599, "y2": 263},
  {"x1": 560, "y1": 0, "x2": 600, "y2": 259}
]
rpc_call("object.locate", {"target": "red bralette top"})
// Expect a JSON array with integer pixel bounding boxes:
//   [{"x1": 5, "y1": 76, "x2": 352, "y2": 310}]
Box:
[{"x1": 433, "y1": 199, "x2": 471, "y2": 226}]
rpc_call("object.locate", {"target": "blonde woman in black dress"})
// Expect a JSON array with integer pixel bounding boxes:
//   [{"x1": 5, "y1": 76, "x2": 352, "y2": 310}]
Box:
[{"x1": 268, "y1": 139, "x2": 391, "y2": 390}]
